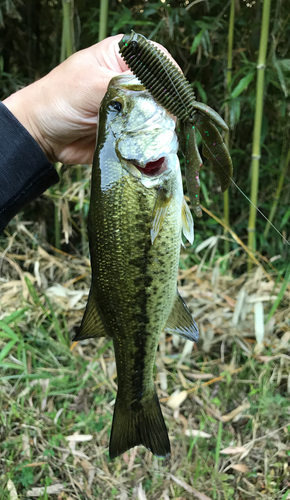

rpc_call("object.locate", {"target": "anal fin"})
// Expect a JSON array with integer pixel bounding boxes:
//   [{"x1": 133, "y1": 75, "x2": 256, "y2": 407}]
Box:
[
  {"x1": 164, "y1": 290, "x2": 199, "y2": 342},
  {"x1": 73, "y1": 288, "x2": 107, "y2": 341}
]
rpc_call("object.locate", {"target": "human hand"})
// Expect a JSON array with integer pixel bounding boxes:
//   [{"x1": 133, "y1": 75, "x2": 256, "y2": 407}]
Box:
[{"x1": 3, "y1": 35, "x2": 175, "y2": 165}]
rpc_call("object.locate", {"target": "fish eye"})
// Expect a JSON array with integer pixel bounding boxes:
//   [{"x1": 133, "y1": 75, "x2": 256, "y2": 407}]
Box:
[{"x1": 110, "y1": 100, "x2": 122, "y2": 112}]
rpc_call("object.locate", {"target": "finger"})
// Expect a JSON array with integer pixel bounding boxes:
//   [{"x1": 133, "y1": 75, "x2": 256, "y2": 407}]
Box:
[{"x1": 93, "y1": 35, "x2": 132, "y2": 73}]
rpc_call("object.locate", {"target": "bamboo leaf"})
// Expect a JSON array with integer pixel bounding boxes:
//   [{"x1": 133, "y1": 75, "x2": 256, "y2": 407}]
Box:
[
  {"x1": 1, "y1": 308, "x2": 28, "y2": 324},
  {"x1": 194, "y1": 80, "x2": 207, "y2": 103},
  {"x1": 25, "y1": 276, "x2": 41, "y2": 306},
  {"x1": 190, "y1": 28, "x2": 206, "y2": 54},
  {"x1": 266, "y1": 263, "x2": 290, "y2": 323},
  {"x1": 281, "y1": 209, "x2": 290, "y2": 228},
  {"x1": 231, "y1": 71, "x2": 255, "y2": 98},
  {"x1": 0, "y1": 339, "x2": 17, "y2": 362},
  {"x1": 229, "y1": 99, "x2": 240, "y2": 128},
  {"x1": 0, "y1": 322, "x2": 19, "y2": 341},
  {"x1": 273, "y1": 56, "x2": 289, "y2": 97}
]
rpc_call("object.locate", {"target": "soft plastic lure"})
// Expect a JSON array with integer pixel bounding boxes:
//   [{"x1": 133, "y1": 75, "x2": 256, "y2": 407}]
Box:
[{"x1": 119, "y1": 31, "x2": 233, "y2": 217}]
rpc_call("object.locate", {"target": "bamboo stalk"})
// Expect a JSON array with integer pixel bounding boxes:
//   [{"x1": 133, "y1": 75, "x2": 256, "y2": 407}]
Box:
[
  {"x1": 263, "y1": 146, "x2": 290, "y2": 239},
  {"x1": 247, "y1": 0, "x2": 272, "y2": 269},
  {"x1": 99, "y1": 0, "x2": 109, "y2": 42},
  {"x1": 223, "y1": 0, "x2": 235, "y2": 256},
  {"x1": 55, "y1": 1, "x2": 78, "y2": 250},
  {"x1": 54, "y1": 203, "x2": 61, "y2": 250},
  {"x1": 60, "y1": 0, "x2": 75, "y2": 63}
]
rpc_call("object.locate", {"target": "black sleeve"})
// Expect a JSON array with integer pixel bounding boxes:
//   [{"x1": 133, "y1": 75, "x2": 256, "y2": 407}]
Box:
[{"x1": 0, "y1": 101, "x2": 59, "y2": 234}]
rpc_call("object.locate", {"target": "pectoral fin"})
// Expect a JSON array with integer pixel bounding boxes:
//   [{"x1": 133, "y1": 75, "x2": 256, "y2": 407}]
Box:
[
  {"x1": 164, "y1": 290, "x2": 199, "y2": 342},
  {"x1": 151, "y1": 187, "x2": 172, "y2": 244},
  {"x1": 182, "y1": 197, "x2": 194, "y2": 245},
  {"x1": 73, "y1": 289, "x2": 107, "y2": 341}
]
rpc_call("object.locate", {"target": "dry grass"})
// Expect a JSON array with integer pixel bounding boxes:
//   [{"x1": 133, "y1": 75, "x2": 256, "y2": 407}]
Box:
[{"x1": 1, "y1": 221, "x2": 290, "y2": 500}]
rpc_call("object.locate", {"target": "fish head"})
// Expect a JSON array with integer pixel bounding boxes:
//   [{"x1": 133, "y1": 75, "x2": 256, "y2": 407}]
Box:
[{"x1": 98, "y1": 75, "x2": 180, "y2": 189}]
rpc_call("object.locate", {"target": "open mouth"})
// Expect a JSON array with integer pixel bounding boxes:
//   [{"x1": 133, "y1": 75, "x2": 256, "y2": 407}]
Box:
[{"x1": 131, "y1": 157, "x2": 167, "y2": 177}]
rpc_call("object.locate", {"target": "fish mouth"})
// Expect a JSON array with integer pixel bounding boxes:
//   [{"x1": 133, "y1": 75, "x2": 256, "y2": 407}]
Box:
[{"x1": 129, "y1": 157, "x2": 167, "y2": 177}]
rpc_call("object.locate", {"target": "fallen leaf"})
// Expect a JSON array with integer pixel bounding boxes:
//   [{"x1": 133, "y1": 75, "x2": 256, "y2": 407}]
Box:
[
  {"x1": 65, "y1": 434, "x2": 93, "y2": 442},
  {"x1": 22, "y1": 433, "x2": 30, "y2": 459},
  {"x1": 162, "y1": 356, "x2": 174, "y2": 365},
  {"x1": 170, "y1": 475, "x2": 213, "y2": 499},
  {"x1": 221, "y1": 402, "x2": 250, "y2": 422},
  {"x1": 220, "y1": 446, "x2": 247, "y2": 455},
  {"x1": 71, "y1": 450, "x2": 90, "y2": 459},
  {"x1": 7, "y1": 479, "x2": 18, "y2": 500},
  {"x1": 26, "y1": 484, "x2": 64, "y2": 496},
  {"x1": 80, "y1": 458, "x2": 95, "y2": 488},
  {"x1": 230, "y1": 463, "x2": 249, "y2": 473},
  {"x1": 167, "y1": 390, "x2": 188, "y2": 409},
  {"x1": 186, "y1": 373, "x2": 214, "y2": 380},
  {"x1": 223, "y1": 295, "x2": 236, "y2": 308},
  {"x1": 185, "y1": 429, "x2": 212, "y2": 439},
  {"x1": 257, "y1": 355, "x2": 279, "y2": 363},
  {"x1": 133, "y1": 483, "x2": 147, "y2": 500}
]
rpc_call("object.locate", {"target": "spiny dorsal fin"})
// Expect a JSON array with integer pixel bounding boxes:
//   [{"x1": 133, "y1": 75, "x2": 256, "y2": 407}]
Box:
[
  {"x1": 182, "y1": 197, "x2": 194, "y2": 245},
  {"x1": 164, "y1": 290, "x2": 199, "y2": 342},
  {"x1": 73, "y1": 289, "x2": 107, "y2": 341},
  {"x1": 150, "y1": 186, "x2": 172, "y2": 244}
]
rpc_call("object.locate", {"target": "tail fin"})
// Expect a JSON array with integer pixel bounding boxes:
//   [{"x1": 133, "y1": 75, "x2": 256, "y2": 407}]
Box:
[{"x1": 109, "y1": 390, "x2": 170, "y2": 459}]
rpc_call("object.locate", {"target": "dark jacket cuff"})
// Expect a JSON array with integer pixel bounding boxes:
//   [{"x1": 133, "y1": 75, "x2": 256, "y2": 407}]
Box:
[{"x1": 0, "y1": 101, "x2": 59, "y2": 234}]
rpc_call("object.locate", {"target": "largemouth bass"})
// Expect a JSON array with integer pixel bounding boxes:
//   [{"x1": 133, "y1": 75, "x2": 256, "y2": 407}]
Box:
[{"x1": 74, "y1": 75, "x2": 199, "y2": 459}]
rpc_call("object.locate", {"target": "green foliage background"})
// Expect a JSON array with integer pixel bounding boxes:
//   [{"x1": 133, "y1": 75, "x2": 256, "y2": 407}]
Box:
[{"x1": 1, "y1": 0, "x2": 289, "y2": 268}]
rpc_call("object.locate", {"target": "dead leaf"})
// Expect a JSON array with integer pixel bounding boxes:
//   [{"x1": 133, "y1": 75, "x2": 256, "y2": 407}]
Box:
[
  {"x1": 185, "y1": 429, "x2": 212, "y2": 439},
  {"x1": 80, "y1": 458, "x2": 95, "y2": 488},
  {"x1": 22, "y1": 433, "x2": 30, "y2": 459},
  {"x1": 178, "y1": 369, "x2": 189, "y2": 389},
  {"x1": 221, "y1": 402, "x2": 250, "y2": 422},
  {"x1": 167, "y1": 390, "x2": 188, "y2": 409},
  {"x1": 186, "y1": 373, "x2": 214, "y2": 380},
  {"x1": 230, "y1": 463, "x2": 249, "y2": 473},
  {"x1": 223, "y1": 295, "x2": 236, "y2": 308},
  {"x1": 65, "y1": 433, "x2": 93, "y2": 442},
  {"x1": 170, "y1": 475, "x2": 213, "y2": 499},
  {"x1": 220, "y1": 446, "x2": 247, "y2": 455},
  {"x1": 7, "y1": 479, "x2": 18, "y2": 500},
  {"x1": 162, "y1": 356, "x2": 174, "y2": 365},
  {"x1": 26, "y1": 484, "x2": 64, "y2": 496},
  {"x1": 257, "y1": 355, "x2": 280, "y2": 363},
  {"x1": 133, "y1": 483, "x2": 147, "y2": 500}
]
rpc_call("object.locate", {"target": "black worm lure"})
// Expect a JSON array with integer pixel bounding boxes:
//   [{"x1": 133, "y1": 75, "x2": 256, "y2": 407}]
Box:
[{"x1": 119, "y1": 31, "x2": 233, "y2": 217}]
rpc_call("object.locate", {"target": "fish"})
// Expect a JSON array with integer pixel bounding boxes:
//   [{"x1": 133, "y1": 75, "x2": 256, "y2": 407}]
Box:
[{"x1": 73, "y1": 74, "x2": 199, "y2": 459}]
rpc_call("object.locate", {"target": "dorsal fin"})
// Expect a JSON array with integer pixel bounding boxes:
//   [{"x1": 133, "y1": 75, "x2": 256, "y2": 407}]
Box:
[
  {"x1": 164, "y1": 290, "x2": 199, "y2": 342},
  {"x1": 73, "y1": 288, "x2": 107, "y2": 341}
]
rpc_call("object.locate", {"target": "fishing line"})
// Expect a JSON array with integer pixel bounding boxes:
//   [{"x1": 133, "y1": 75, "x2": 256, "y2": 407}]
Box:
[
  {"x1": 203, "y1": 142, "x2": 290, "y2": 247},
  {"x1": 139, "y1": 39, "x2": 289, "y2": 248}
]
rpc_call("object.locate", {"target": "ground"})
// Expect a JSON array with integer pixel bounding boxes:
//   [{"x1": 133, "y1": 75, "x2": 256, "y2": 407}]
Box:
[{"x1": 0, "y1": 226, "x2": 290, "y2": 500}]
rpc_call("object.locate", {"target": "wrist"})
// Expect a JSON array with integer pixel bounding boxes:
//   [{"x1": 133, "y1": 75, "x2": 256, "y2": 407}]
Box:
[{"x1": 3, "y1": 85, "x2": 56, "y2": 164}]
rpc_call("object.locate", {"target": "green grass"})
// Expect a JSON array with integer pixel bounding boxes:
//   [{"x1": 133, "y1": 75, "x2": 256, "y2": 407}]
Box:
[
  {"x1": 1, "y1": 237, "x2": 290, "y2": 499},
  {"x1": 0, "y1": 266, "x2": 290, "y2": 500}
]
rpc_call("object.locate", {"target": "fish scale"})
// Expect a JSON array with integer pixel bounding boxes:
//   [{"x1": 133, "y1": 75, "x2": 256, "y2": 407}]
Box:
[{"x1": 74, "y1": 75, "x2": 199, "y2": 459}]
